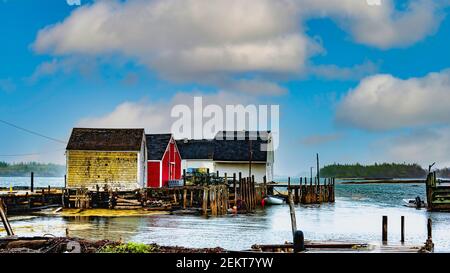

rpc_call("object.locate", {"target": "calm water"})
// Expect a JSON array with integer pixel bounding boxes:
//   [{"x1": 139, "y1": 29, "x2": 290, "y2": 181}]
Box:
[
  {"x1": 3, "y1": 177, "x2": 450, "y2": 252},
  {"x1": 0, "y1": 176, "x2": 64, "y2": 188}
]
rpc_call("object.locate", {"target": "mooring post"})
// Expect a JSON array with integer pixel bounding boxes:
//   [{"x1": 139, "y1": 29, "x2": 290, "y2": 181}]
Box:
[
  {"x1": 0, "y1": 199, "x2": 14, "y2": 236},
  {"x1": 427, "y1": 218, "x2": 432, "y2": 240},
  {"x1": 251, "y1": 175, "x2": 255, "y2": 210},
  {"x1": 401, "y1": 216, "x2": 405, "y2": 243},
  {"x1": 233, "y1": 173, "x2": 237, "y2": 205},
  {"x1": 238, "y1": 172, "x2": 242, "y2": 200},
  {"x1": 288, "y1": 177, "x2": 291, "y2": 192},
  {"x1": 263, "y1": 175, "x2": 267, "y2": 197},
  {"x1": 382, "y1": 216, "x2": 388, "y2": 243},
  {"x1": 30, "y1": 172, "x2": 34, "y2": 192},
  {"x1": 183, "y1": 169, "x2": 186, "y2": 186},
  {"x1": 288, "y1": 188, "x2": 297, "y2": 238}
]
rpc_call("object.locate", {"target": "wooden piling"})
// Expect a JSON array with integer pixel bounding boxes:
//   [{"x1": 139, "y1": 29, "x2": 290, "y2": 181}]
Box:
[
  {"x1": 287, "y1": 189, "x2": 297, "y2": 237},
  {"x1": 0, "y1": 199, "x2": 14, "y2": 236},
  {"x1": 382, "y1": 216, "x2": 388, "y2": 242},
  {"x1": 202, "y1": 187, "x2": 208, "y2": 215},
  {"x1": 401, "y1": 216, "x2": 405, "y2": 243},
  {"x1": 251, "y1": 175, "x2": 255, "y2": 210},
  {"x1": 263, "y1": 175, "x2": 267, "y2": 196},
  {"x1": 30, "y1": 172, "x2": 34, "y2": 192},
  {"x1": 233, "y1": 173, "x2": 237, "y2": 205},
  {"x1": 183, "y1": 189, "x2": 187, "y2": 209},
  {"x1": 427, "y1": 218, "x2": 432, "y2": 240}
]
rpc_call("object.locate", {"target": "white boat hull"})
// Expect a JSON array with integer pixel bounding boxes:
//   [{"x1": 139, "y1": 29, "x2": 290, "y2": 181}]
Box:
[{"x1": 264, "y1": 196, "x2": 284, "y2": 205}]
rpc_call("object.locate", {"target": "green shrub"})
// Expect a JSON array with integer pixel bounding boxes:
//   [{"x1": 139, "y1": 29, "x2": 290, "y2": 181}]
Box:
[{"x1": 100, "y1": 242, "x2": 158, "y2": 253}]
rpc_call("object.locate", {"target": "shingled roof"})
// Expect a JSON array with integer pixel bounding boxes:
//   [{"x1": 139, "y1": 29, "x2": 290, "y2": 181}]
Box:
[
  {"x1": 212, "y1": 131, "x2": 269, "y2": 162},
  {"x1": 214, "y1": 131, "x2": 270, "y2": 141},
  {"x1": 66, "y1": 128, "x2": 145, "y2": 151},
  {"x1": 176, "y1": 139, "x2": 215, "y2": 160},
  {"x1": 176, "y1": 131, "x2": 270, "y2": 162},
  {"x1": 146, "y1": 134, "x2": 172, "y2": 160}
]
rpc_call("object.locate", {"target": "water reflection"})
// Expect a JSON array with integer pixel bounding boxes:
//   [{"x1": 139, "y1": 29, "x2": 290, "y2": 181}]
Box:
[{"x1": 4, "y1": 183, "x2": 450, "y2": 252}]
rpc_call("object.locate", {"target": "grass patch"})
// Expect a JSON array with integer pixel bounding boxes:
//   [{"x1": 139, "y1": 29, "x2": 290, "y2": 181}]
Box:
[{"x1": 99, "y1": 242, "x2": 159, "y2": 253}]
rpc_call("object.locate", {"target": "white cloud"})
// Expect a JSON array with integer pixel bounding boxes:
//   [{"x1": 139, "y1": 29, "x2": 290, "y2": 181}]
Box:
[
  {"x1": 34, "y1": 0, "x2": 311, "y2": 82},
  {"x1": 77, "y1": 91, "x2": 254, "y2": 139},
  {"x1": 297, "y1": 0, "x2": 443, "y2": 49},
  {"x1": 307, "y1": 61, "x2": 379, "y2": 81},
  {"x1": 219, "y1": 79, "x2": 287, "y2": 96},
  {"x1": 31, "y1": 0, "x2": 446, "y2": 93},
  {"x1": 27, "y1": 57, "x2": 98, "y2": 83},
  {"x1": 336, "y1": 69, "x2": 450, "y2": 131},
  {"x1": 380, "y1": 127, "x2": 450, "y2": 168}
]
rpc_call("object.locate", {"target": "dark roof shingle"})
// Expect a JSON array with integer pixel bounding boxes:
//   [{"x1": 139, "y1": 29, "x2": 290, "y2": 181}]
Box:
[
  {"x1": 66, "y1": 128, "x2": 144, "y2": 151},
  {"x1": 176, "y1": 131, "x2": 270, "y2": 162},
  {"x1": 176, "y1": 139, "x2": 215, "y2": 160},
  {"x1": 146, "y1": 134, "x2": 172, "y2": 160}
]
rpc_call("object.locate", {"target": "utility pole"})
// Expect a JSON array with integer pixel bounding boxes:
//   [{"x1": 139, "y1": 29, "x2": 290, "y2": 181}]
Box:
[
  {"x1": 316, "y1": 153, "x2": 320, "y2": 183},
  {"x1": 249, "y1": 138, "x2": 253, "y2": 178}
]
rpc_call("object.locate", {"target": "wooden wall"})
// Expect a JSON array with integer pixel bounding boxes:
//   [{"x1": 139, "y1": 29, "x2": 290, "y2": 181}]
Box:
[{"x1": 66, "y1": 150, "x2": 140, "y2": 190}]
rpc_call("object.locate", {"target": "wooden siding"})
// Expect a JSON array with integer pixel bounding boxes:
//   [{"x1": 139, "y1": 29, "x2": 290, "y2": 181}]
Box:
[
  {"x1": 67, "y1": 150, "x2": 140, "y2": 190},
  {"x1": 147, "y1": 161, "x2": 160, "y2": 188}
]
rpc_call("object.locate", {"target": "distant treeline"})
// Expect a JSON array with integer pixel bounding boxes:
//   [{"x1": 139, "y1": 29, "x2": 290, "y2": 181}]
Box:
[
  {"x1": 436, "y1": 168, "x2": 450, "y2": 178},
  {"x1": 0, "y1": 161, "x2": 65, "y2": 177},
  {"x1": 320, "y1": 163, "x2": 427, "y2": 178}
]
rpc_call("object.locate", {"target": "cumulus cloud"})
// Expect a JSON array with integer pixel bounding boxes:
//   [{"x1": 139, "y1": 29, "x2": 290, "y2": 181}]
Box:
[
  {"x1": 298, "y1": 0, "x2": 443, "y2": 49},
  {"x1": 336, "y1": 69, "x2": 450, "y2": 131},
  {"x1": 219, "y1": 79, "x2": 287, "y2": 96},
  {"x1": 34, "y1": 0, "x2": 311, "y2": 82},
  {"x1": 379, "y1": 127, "x2": 450, "y2": 168},
  {"x1": 307, "y1": 61, "x2": 379, "y2": 81},
  {"x1": 77, "y1": 91, "x2": 255, "y2": 139},
  {"x1": 31, "y1": 0, "x2": 446, "y2": 93},
  {"x1": 27, "y1": 57, "x2": 98, "y2": 83}
]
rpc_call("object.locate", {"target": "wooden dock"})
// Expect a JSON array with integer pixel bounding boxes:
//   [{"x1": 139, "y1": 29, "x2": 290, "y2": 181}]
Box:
[
  {"x1": 250, "y1": 241, "x2": 432, "y2": 253},
  {"x1": 426, "y1": 171, "x2": 450, "y2": 211},
  {"x1": 267, "y1": 177, "x2": 335, "y2": 204},
  {"x1": 0, "y1": 187, "x2": 63, "y2": 214}
]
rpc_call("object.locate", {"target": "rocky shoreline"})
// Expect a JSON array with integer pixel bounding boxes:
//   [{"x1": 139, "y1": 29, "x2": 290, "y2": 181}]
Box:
[{"x1": 0, "y1": 236, "x2": 227, "y2": 253}]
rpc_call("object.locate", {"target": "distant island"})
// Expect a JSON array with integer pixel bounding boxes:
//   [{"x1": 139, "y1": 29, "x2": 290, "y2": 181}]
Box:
[
  {"x1": 320, "y1": 163, "x2": 427, "y2": 179},
  {"x1": 0, "y1": 161, "x2": 65, "y2": 177}
]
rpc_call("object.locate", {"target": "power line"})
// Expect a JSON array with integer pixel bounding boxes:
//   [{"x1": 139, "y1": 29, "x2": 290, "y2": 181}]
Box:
[
  {"x1": 0, "y1": 149, "x2": 66, "y2": 157},
  {"x1": 0, "y1": 119, "x2": 67, "y2": 144}
]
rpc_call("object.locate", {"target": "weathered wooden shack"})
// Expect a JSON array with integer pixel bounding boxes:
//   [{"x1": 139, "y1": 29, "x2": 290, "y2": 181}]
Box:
[
  {"x1": 176, "y1": 131, "x2": 274, "y2": 183},
  {"x1": 213, "y1": 131, "x2": 274, "y2": 183},
  {"x1": 66, "y1": 128, "x2": 147, "y2": 191}
]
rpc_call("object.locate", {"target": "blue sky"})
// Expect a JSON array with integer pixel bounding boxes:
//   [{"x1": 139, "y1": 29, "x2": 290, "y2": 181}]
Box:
[{"x1": 1, "y1": 0, "x2": 450, "y2": 176}]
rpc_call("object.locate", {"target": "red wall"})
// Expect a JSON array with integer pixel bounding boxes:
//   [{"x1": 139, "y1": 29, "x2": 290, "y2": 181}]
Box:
[
  {"x1": 146, "y1": 137, "x2": 182, "y2": 188},
  {"x1": 147, "y1": 161, "x2": 160, "y2": 188}
]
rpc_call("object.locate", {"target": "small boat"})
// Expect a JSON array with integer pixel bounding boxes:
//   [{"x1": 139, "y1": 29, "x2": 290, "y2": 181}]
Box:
[
  {"x1": 403, "y1": 196, "x2": 427, "y2": 208},
  {"x1": 264, "y1": 195, "x2": 284, "y2": 205}
]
